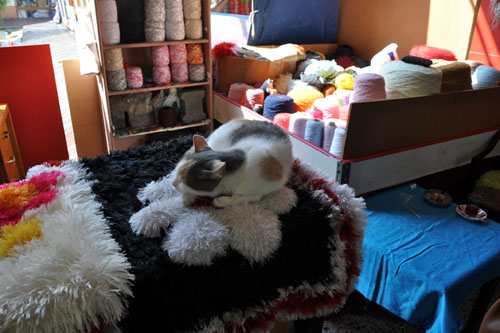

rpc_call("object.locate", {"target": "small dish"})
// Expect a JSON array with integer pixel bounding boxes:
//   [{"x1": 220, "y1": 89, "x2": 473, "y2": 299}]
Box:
[
  {"x1": 423, "y1": 189, "x2": 453, "y2": 208},
  {"x1": 456, "y1": 204, "x2": 488, "y2": 221}
]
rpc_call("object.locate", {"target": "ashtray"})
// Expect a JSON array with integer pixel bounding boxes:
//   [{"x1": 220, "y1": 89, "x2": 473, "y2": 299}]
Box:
[
  {"x1": 423, "y1": 189, "x2": 453, "y2": 208},
  {"x1": 456, "y1": 204, "x2": 488, "y2": 221}
]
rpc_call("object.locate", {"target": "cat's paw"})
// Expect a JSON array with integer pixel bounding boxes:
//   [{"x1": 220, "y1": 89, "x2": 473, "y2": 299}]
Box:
[
  {"x1": 213, "y1": 196, "x2": 233, "y2": 207},
  {"x1": 182, "y1": 193, "x2": 197, "y2": 206}
]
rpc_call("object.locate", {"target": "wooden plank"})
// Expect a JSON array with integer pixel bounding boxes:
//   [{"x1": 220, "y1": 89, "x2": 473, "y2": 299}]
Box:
[{"x1": 343, "y1": 86, "x2": 500, "y2": 160}]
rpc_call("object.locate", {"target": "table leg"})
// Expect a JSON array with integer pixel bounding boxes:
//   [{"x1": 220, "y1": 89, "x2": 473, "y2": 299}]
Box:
[
  {"x1": 463, "y1": 277, "x2": 500, "y2": 332},
  {"x1": 290, "y1": 318, "x2": 324, "y2": 333}
]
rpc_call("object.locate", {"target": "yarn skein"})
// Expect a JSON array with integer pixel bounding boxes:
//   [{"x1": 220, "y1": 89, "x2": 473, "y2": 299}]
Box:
[
  {"x1": 169, "y1": 44, "x2": 188, "y2": 64},
  {"x1": 187, "y1": 44, "x2": 204, "y2": 64},
  {"x1": 322, "y1": 121, "x2": 337, "y2": 151},
  {"x1": 306, "y1": 108, "x2": 323, "y2": 120},
  {"x1": 313, "y1": 96, "x2": 340, "y2": 119},
  {"x1": 410, "y1": 45, "x2": 457, "y2": 61},
  {"x1": 97, "y1": 0, "x2": 118, "y2": 23},
  {"x1": 304, "y1": 119, "x2": 324, "y2": 147},
  {"x1": 165, "y1": 0, "x2": 184, "y2": 21},
  {"x1": 287, "y1": 87, "x2": 324, "y2": 112},
  {"x1": 171, "y1": 63, "x2": 189, "y2": 83},
  {"x1": 431, "y1": 60, "x2": 472, "y2": 92},
  {"x1": 185, "y1": 19, "x2": 203, "y2": 39},
  {"x1": 273, "y1": 113, "x2": 292, "y2": 130},
  {"x1": 107, "y1": 69, "x2": 127, "y2": 91},
  {"x1": 263, "y1": 95, "x2": 295, "y2": 120},
  {"x1": 183, "y1": 0, "x2": 202, "y2": 19},
  {"x1": 101, "y1": 22, "x2": 120, "y2": 45},
  {"x1": 126, "y1": 66, "x2": 143, "y2": 89},
  {"x1": 289, "y1": 112, "x2": 314, "y2": 138},
  {"x1": 228, "y1": 83, "x2": 251, "y2": 103},
  {"x1": 152, "y1": 46, "x2": 170, "y2": 66},
  {"x1": 330, "y1": 126, "x2": 346, "y2": 157},
  {"x1": 189, "y1": 64, "x2": 205, "y2": 82},
  {"x1": 244, "y1": 89, "x2": 265, "y2": 109},
  {"x1": 165, "y1": 20, "x2": 185, "y2": 41},
  {"x1": 401, "y1": 55, "x2": 432, "y2": 67},
  {"x1": 104, "y1": 48, "x2": 124, "y2": 71},
  {"x1": 351, "y1": 73, "x2": 386, "y2": 103},
  {"x1": 473, "y1": 65, "x2": 500, "y2": 89},
  {"x1": 380, "y1": 60, "x2": 441, "y2": 99},
  {"x1": 153, "y1": 66, "x2": 171, "y2": 85}
]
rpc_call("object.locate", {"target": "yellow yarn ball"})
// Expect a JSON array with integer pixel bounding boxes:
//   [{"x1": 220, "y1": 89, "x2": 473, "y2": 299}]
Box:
[
  {"x1": 334, "y1": 73, "x2": 354, "y2": 90},
  {"x1": 287, "y1": 87, "x2": 324, "y2": 112},
  {"x1": 0, "y1": 218, "x2": 43, "y2": 258}
]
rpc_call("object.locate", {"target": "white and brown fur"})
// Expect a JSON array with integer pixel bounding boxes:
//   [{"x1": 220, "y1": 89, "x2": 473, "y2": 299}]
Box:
[{"x1": 173, "y1": 119, "x2": 294, "y2": 207}]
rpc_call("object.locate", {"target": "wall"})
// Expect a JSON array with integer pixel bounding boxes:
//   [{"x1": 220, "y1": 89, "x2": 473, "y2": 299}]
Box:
[{"x1": 469, "y1": 0, "x2": 500, "y2": 69}]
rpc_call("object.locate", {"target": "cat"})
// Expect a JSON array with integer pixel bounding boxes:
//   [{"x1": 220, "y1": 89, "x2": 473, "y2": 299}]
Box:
[{"x1": 172, "y1": 119, "x2": 294, "y2": 207}]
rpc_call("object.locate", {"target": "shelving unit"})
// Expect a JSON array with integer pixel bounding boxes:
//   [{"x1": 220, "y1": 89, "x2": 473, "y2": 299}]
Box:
[{"x1": 91, "y1": 0, "x2": 213, "y2": 152}]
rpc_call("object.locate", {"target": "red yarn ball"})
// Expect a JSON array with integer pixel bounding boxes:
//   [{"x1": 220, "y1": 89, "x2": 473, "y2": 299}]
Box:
[
  {"x1": 409, "y1": 45, "x2": 457, "y2": 61},
  {"x1": 212, "y1": 42, "x2": 238, "y2": 60}
]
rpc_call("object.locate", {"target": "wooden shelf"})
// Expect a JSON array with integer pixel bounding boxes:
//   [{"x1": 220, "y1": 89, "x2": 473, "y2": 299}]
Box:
[
  {"x1": 108, "y1": 80, "x2": 210, "y2": 96},
  {"x1": 114, "y1": 119, "x2": 211, "y2": 138},
  {"x1": 103, "y1": 39, "x2": 209, "y2": 50}
]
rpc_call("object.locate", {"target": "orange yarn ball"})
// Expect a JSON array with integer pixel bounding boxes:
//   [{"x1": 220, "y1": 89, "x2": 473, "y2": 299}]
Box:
[
  {"x1": 322, "y1": 85, "x2": 336, "y2": 96},
  {"x1": 287, "y1": 87, "x2": 324, "y2": 112}
]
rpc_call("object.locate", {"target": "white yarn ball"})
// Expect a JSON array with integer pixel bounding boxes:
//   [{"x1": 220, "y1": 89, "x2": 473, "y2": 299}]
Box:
[{"x1": 380, "y1": 60, "x2": 442, "y2": 99}]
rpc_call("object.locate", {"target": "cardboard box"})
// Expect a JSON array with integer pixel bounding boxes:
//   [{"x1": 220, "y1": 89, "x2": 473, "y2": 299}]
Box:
[{"x1": 215, "y1": 55, "x2": 296, "y2": 94}]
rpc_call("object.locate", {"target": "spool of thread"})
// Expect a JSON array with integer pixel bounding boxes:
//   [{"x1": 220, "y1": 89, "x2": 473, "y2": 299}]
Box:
[
  {"x1": 183, "y1": 0, "x2": 202, "y2": 19},
  {"x1": 313, "y1": 97, "x2": 340, "y2": 119},
  {"x1": 97, "y1": 0, "x2": 118, "y2": 22},
  {"x1": 244, "y1": 89, "x2": 265, "y2": 109},
  {"x1": 289, "y1": 112, "x2": 314, "y2": 138},
  {"x1": 187, "y1": 44, "x2": 204, "y2": 64},
  {"x1": 287, "y1": 87, "x2": 324, "y2": 112},
  {"x1": 158, "y1": 106, "x2": 178, "y2": 127},
  {"x1": 101, "y1": 22, "x2": 120, "y2": 45},
  {"x1": 352, "y1": 73, "x2": 386, "y2": 103},
  {"x1": 431, "y1": 60, "x2": 472, "y2": 92},
  {"x1": 322, "y1": 121, "x2": 336, "y2": 151},
  {"x1": 228, "y1": 83, "x2": 251, "y2": 102},
  {"x1": 304, "y1": 119, "x2": 324, "y2": 147},
  {"x1": 169, "y1": 44, "x2": 188, "y2": 64},
  {"x1": 145, "y1": 0, "x2": 165, "y2": 23},
  {"x1": 104, "y1": 48, "x2": 123, "y2": 71},
  {"x1": 306, "y1": 108, "x2": 324, "y2": 120},
  {"x1": 188, "y1": 64, "x2": 205, "y2": 81},
  {"x1": 170, "y1": 63, "x2": 189, "y2": 83},
  {"x1": 274, "y1": 113, "x2": 291, "y2": 130},
  {"x1": 380, "y1": 60, "x2": 442, "y2": 99},
  {"x1": 472, "y1": 65, "x2": 500, "y2": 89},
  {"x1": 126, "y1": 66, "x2": 143, "y2": 89},
  {"x1": 330, "y1": 126, "x2": 346, "y2": 157},
  {"x1": 153, "y1": 66, "x2": 171, "y2": 85},
  {"x1": 106, "y1": 69, "x2": 127, "y2": 91},
  {"x1": 152, "y1": 46, "x2": 169, "y2": 66},
  {"x1": 410, "y1": 45, "x2": 457, "y2": 61},
  {"x1": 185, "y1": 19, "x2": 203, "y2": 39},
  {"x1": 165, "y1": 20, "x2": 185, "y2": 41},
  {"x1": 263, "y1": 94, "x2": 295, "y2": 120},
  {"x1": 165, "y1": 0, "x2": 184, "y2": 21},
  {"x1": 401, "y1": 55, "x2": 432, "y2": 67},
  {"x1": 145, "y1": 28, "x2": 165, "y2": 42}
]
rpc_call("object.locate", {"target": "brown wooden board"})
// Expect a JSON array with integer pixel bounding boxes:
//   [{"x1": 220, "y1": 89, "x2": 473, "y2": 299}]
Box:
[{"x1": 342, "y1": 87, "x2": 500, "y2": 160}]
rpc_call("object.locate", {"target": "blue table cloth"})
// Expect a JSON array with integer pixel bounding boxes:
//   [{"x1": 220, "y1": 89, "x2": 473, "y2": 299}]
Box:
[{"x1": 356, "y1": 184, "x2": 500, "y2": 333}]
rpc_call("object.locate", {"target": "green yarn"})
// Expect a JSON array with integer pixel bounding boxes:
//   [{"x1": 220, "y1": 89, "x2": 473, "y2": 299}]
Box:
[{"x1": 476, "y1": 170, "x2": 500, "y2": 191}]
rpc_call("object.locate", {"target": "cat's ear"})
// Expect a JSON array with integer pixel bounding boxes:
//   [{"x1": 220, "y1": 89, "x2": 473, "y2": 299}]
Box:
[
  {"x1": 193, "y1": 135, "x2": 211, "y2": 152},
  {"x1": 201, "y1": 160, "x2": 226, "y2": 179}
]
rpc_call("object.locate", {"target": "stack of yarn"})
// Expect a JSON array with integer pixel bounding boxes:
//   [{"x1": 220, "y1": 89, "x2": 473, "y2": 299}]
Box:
[
  {"x1": 165, "y1": 0, "x2": 185, "y2": 41},
  {"x1": 126, "y1": 66, "x2": 144, "y2": 89},
  {"x1": 97, "y1": 0, "x2": 120, "y2": 45},
  {"x1": 187, "y1": 44, "x2": 205, "y2": 82},
  {"x1": 144, "y1": 0, "x2": 166, "y2": 42},
  {"x1": 105, "y1": 48, "x2": 126, "y2": 91},
  {"x1": 169, "y1": 44, "x2": 189, "y2": 83},
  {"x1": 183, "y1": 0, "x2": 203, "y2": 39},
  {"x1": 152, "y1": 46, "x2": 171, "y2": 86}
]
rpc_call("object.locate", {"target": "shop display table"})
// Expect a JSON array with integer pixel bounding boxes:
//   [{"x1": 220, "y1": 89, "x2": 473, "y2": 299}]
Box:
[{"x1": 356, "y1": 184, "x2": 500, "y2": 332}]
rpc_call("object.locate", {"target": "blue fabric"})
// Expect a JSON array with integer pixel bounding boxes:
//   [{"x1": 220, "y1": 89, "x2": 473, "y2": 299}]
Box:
[
  {"x1": 357, "y1": 184, "x2": 500, "y2": 333},
  {"x1": 247, "y1": 0, "x2": 340, "y2": 46}
]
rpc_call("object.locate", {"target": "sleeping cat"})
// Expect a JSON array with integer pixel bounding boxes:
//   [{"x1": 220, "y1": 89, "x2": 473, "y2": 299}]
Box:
[{"x1": 172, "y1": 119, "x2": 294, "y2": 207}]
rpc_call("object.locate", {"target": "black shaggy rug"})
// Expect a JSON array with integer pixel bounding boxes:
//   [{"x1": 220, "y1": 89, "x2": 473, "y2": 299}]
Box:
[{"x1": 81, "y1": 136, "x2": 365, "y2": 332}]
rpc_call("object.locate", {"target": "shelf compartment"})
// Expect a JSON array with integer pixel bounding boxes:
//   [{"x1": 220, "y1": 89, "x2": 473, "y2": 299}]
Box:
[
  {"x1": 103, "y1": 39, "x2": 210, "y2": 50},
  {"x1": 114, "y1": 119, "x2": 211, "y2": 138},
  {"x1": 107, "y1": 81, "x2": 210, "y2": 96}
]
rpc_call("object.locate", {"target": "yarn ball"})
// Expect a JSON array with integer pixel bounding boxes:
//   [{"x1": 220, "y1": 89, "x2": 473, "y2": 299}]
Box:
[
  {"x1": 333, "y1": 89, "x2": 353, "y2": 106},
  {"x1": 351, "y1": 73, "x2": 386, "y2": 103},
  {"x1": 183, "y1": 0, "x2": 202, "y2": 19},
  {"x1": 101, "y1": 22, "x2": 120, "y2": 45},
  {"x1": 306, "y1": 108, "x2": 324, "y2": 120},
  {"x1": 263, "y1": 94, "x2": 295, "y2": 120},
  {"x1": 106, "y1": 69, "x2": 127, "y2": 91},
  {"x1": 188, "y1": 64, "x2": 205, "y2": 82},
  {"x1": 339, "y1": 105, "x2": 350, "y2": 122},
  {"x1": 304, "y1": 119, "x2": 324, "y2": 147},
  {"x1": 187, "y1": 44, "x2": 204, "y2": 64},
  {"x1": 313, "y1": 97, "x2": 340, "y2": 119},
  {"x1": 165, "y1": 0, "x2": 184, "y2": 21},
  {"x1": 169, "y1": 44, "x2": 188, "y2": 64},
  {"x1": 245, "y1": 88, "x2": 265, "y2": 109},
  {"x1": 145, "y1": 27, "x2": 165, "y2": 42},
  {"x1": 289, "y1": 112, "x2": 314, "y2": 138},
  {"x1": 158, "y1": 106, "x2": 178, "y2": 127},
  {"x1": 170, "y1": 63, "x2": 189, "y2": 83},
  {"x1": 126, "y1": 66, "x2": 144, "y2": 89},
  {"x1": 212, "y1": 42, "x2": 238, "y2": 60},
  {"x1": 380, "y1": 60, "x2": 442, "y2": 99},
  {"x1": 273, "y1": 113, "x2": 291, "y2": 130},
  {"x1": 410, "y1": 45, "x2": 457, "y2": 61},
  {"x1": 322, "y1": 85, "x2": 336, "y2": 96},
  {"x1": 165, "y1": 20, "x2": 186, "y2": 41},
  {"x1": 401, "y1": 55, "x2": 432, "y2": 67},
  {"x1": 104, "y1": 48, "x2": 123, "y2": 71},
  {"x1": 152, "y1": 46, "x2": 170, "y2": 66},
  {"x1": 185, "y1": 19, "x2": 203, "y2": 39},
  {"x1": 153, "y1": 66, "x2": 171, "y2": 86},
  {"x1": 97, "y1": 0, "x2": 118, "y2": 23},
  {"x1": 472, "y1": 65, "x2": 500, "y2": 89},
  {"x1": 334, "y1": 73, "x2": 354, "y2": 90},
  {"x1": 228, "y1": 83, "x2": 252, "y2": 103},
  {"x1": 431, "y1": 60, "x2": 472, "y2": 92},
  {"x1": 145, "y1": 0, "x2": 165, "y2": 23},
  {"x1": 287, "y1": 87, "x2": 324, "y2": 112}
]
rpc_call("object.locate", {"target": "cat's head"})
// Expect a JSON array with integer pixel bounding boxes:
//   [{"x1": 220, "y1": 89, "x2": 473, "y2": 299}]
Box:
[{"x1": 172, "y1": 135, "x2": 226, "y2": 195}]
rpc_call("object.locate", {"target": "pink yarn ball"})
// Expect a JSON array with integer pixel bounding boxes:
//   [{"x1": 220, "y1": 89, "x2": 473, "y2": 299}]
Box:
[
  {"x1": 152, "y1": 46, "x2": 170, "y2": 66},
  {"x1": 126, "y1": 66, "x2": 143, "y2": 89},
  {"x1": 169, "y1": 44, "x2": 188, "y2": 64},
  {"x1": 274, "y1": 113, "x2": 292, "y2": 130},
  {"x1": 244, "y1": 88, "x2": 265, "y2": 109},
  {"x1": 171, "y1": 63, "x2": 189, "y2": 83},
  {"x1": 313, "y1": 97, "x2": 340, "y2": 119},
  {"x1": 153, "y1": 66, "x2": 171, "y2": 85},
  {"x1": 306, "y1": 108, "x2": 324, "y2": 120}
]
